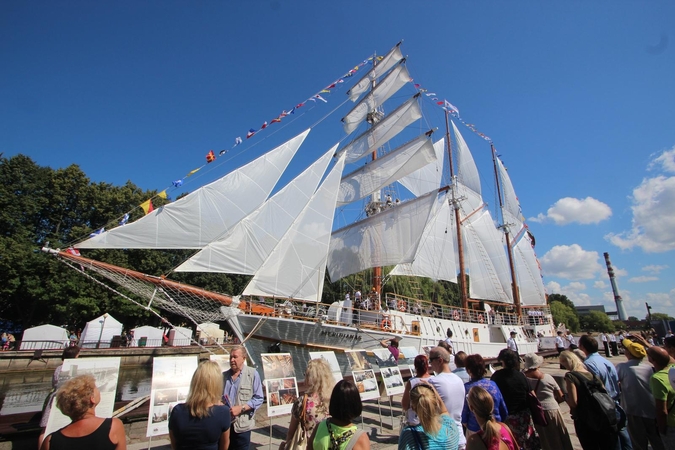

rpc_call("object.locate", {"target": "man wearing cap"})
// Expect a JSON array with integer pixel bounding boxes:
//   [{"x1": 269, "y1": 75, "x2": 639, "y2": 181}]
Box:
[
  {"x1": 617, "y1": 339, "x2": 665, "y2": 450},
  {"x1": 647, "y1": 346, "x2": 675, "y2": 448},
  {"x1": 428, "y1": 346, "x2": 467, "y2": 450},
  {"x1": 506, "y1": 331, "x2": 518, "y2": 353}
]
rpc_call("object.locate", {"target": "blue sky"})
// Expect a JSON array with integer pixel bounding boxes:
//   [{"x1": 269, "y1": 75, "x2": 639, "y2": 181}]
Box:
[{"x1": 2, "y1": 1, "x2": 674, "y2": 319}]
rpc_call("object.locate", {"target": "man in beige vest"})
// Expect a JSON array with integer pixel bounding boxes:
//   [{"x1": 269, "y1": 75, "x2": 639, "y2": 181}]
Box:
[{"x1": 223, "y1": 345, "x2": 263, "y2": 449}]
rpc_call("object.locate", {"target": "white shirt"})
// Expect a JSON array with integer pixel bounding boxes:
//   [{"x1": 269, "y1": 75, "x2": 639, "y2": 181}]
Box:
[
  {"x1": 555, "y1": 335, "x2": 565, "y2": 348},
  {"x1": 429, "y1": 372, "x2": 466, "y2": 447},
  {"x1": 567, "y1": 335, "x2": 576, "y2": 345},
  {"x1": 601, "y1": 334, "x2": 608, "y2": 342},
  {"x1": 610, "y1": 334, "x2": 617, "y2": 343},
  {"x1": 507, "y1": 337, "x2": 518, "y2": 352}
]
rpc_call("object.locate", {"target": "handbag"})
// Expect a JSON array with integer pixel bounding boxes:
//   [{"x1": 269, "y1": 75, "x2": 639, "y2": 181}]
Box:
[
  {"x1": 284, "y1": 394, "x2": 308, "y2": 450},
  {"x1": 527, "y1": 378, "x2": 549, "y2": 426}
]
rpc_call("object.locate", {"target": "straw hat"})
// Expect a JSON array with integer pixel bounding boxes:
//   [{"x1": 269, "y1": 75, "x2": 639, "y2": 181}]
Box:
[{"x1": 522, "y1": 353, "x2": 544, "y2": 370}]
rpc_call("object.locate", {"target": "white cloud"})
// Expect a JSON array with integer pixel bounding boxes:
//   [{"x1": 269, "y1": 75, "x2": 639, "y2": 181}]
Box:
[
  {"x1": 613, "y1": 267, "x2": 628, "y2": 277},
  {"x1": 594, "y1": 281, "x2": 607, "y2": 289},
  {"x1": 545, "y1": 280, "x2": 593, "y2": 306},
  {"x1": 642, "y1": 264, "x2": 668, "y2": 274},
  {"x1": 628, "y1": 276, "x2": 658, "y2": 283},
  {"x1": 529, "y1": 197, "x2": 612, "y2": 225},
  {"x1": 607, "y1": 147, "x2": 675, "y2": 253},
  {"x1": 540, "y1": 244, "x2": 604, "y2": 280}
]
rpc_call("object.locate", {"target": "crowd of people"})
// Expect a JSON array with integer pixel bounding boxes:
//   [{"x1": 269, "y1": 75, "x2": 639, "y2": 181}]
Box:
[{"x1": 36, "y1": 333, "x2": 675, "y2": 450}]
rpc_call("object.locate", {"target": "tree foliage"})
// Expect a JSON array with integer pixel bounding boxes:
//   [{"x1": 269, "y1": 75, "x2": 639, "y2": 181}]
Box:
[
  {"x1": 550, "y1": 302, "x2": 580, "y2": 332},
  {"x1": 650, "y1": 312, "x2": 675, "y2": 321},
  {"x1": 579, "y1": 311, "x2": 615, "y2": 332}
]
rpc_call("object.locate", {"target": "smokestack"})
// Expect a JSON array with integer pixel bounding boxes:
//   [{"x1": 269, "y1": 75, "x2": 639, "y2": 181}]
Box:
[{"x1": 604, "y1": 252, "x2": 627, "y2": 321}]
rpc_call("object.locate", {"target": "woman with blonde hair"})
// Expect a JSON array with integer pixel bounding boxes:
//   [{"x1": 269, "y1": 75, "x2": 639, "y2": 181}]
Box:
[
  {"x1": 169, "y1": 360, "x2": 231, "y2": 450},
  {"x1": 466, "y1": 386, "x2": 518, "y2": 450},
  {"x1": 399, "y1": 383, "x2": 459, "y2": 449},
  {"x1": 280, "y1": 358, "x2": 334, "y2": 450},
  {"x1": 559, "y1": 350, "x2": 617, "y2": 450},
  {"x1": 40, "y1": 374, "x2": 126, "y2": 450}
]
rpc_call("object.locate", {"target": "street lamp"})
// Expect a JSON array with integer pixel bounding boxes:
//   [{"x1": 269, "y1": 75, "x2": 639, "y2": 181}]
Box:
[
  {"x1": 646, "y1": 302, "x2": 653, "y2": 323},
  {"x1": 97, "y1": 313, "x2": 109, "y2": 349}
]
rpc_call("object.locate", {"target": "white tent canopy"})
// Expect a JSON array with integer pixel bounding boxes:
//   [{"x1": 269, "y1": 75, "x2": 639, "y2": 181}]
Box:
[
  {"x1": 130, "y1": 326, "x2": 165, "y2": 347},
  {"x1": 197, "y1": 322, "x2": 225, "y2": 344},
  {"x1": 20, "y1": 324, "x2": 69, "y2": 350},
  {"x1": 80, "y1": 314, "x2": 123, "y2": 348},
  {"x1": 168, "y1": 326, "x2": 192, "y2": 347}
]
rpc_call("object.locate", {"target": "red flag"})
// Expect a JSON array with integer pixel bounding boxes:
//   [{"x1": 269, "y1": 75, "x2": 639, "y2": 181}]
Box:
[{"x1": 206, "y1": 150, "x2": 216, "y2": 163}]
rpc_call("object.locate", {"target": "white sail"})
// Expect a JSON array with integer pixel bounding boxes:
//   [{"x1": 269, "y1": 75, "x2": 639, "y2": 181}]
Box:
[
  {"x1": 495, "y1": 156, "x2": 524, "y2": 227},
  {"x1": 175, "y1": 145, "x2": 336, "y2": 274},
  {"x1": 453, "y1": 121, "x2": 481, "y2": 197},
  {"x1": 513, "y1": 229, "x2": 547, "y2": 305},
  {"x1": 342, "y1": 61, "x2": 411, "y2": 134},
  {"x1": 398, "y1": 138, "x2": 446, "y2": 197},
  {"x1": 243, "y1": 154, "x2": 347, "y2": 301},
  {"x1": 336, "y1": 133, "x2": 436, "y2": 206},
  {"x1": 462, "y1": 209, "x2": 514, "y2": 303},
  {"x1": 327, "y1": 191, "x2": 437, "y2": 282},
  {"x1": 77, "y1": 130, "x2": 309, "y2": 249},
  {"x1": 389, "y1": 192, "x2": 458, "y2": 282},
  {"x1": 348, "y1": 42, "x2": 404, "y2": 102},
  {"x1": 336, "y1": 94, "x2": 421, "y2": 164}
]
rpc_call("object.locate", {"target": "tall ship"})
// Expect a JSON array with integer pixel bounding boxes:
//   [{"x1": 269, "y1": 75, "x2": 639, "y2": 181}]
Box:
[{"x1": 44, "y1": 42, "x2": 555, "y2": 362}]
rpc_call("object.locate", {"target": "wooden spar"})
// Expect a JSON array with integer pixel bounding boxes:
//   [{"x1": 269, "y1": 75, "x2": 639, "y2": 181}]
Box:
[
  {"x1": 44, "y1": 248, "x2": 276, "y2": 316},
  {"x1": 490, "y1": 144, "x2": 522, "y2": 317},
  {"x1": 445, "y1": 111, "x2": 469, "y2": 310},
  {"x1": 369, "y1": 51, "x2": 383, "y2": 298}
]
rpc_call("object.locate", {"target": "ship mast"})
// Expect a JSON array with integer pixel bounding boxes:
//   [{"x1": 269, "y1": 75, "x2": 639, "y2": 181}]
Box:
[
  {"x1": 491, "y1": 144, "x2": 522, "y2": 317},
  {"x1": 366, "y1": 53, "x2": 383, "y2": 298},
  {"x1": 445, "y1": 112, "x2": 468, "y2": 309}
]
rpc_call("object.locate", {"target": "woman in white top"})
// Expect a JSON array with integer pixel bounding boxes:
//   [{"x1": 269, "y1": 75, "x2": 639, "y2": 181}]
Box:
[{"x1": 401, "y1": 355, "x2": 433, "y2": 426}]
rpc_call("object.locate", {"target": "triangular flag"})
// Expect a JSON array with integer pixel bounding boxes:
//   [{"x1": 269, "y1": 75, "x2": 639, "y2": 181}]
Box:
[
  {"x1": 186, "y1": 168, "x2": 200, "y2": 177},
  {"x1": 158, "y1": 190, "x2": 167, "y2": 199},
  {"x1": 206, "y1": 150, "x2": 216, "y2": 163},
  {"x1": 247, "y1": 129, "x2": 256, "y2": 139},
  {"x1": 119, "y1": 213, "x2": 129, "y2": 226}
]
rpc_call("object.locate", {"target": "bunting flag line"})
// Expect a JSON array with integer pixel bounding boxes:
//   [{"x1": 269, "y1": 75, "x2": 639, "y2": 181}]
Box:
[
  {"x1": 140, "y1": 199, "x2": 154, "y2": 215},
  {"x1": 206, "y1": 150, "x2": 216, "y2": 163},
  {"x1": 66, "y1": 247, "x2": 81, "y2": 256},
  {"x1": 412, "y1": 78, "x2": 492, "y2": 142},
  {"x1": 158, "y1": 190, "x2": 167, "y2": 199},
  {"x1": 119, "y1": 213, "x2": 129, "y2": 226},
  {"x1": 172, "y1": 179, "x2": 183, "y2": 188},
  {"x1": 89, "y1": 228, "x2": 104, "y2": 238},
  {"x1": 234, "y1": 137, "x2": 243, "y2": 146}
]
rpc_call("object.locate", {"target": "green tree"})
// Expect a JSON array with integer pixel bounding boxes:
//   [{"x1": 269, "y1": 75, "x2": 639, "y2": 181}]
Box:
[
  {"x1": 650, "y1": 312, "x2": 675, "y2": 321},
  {"x1": 550, "y1": 302, "x2": 580, "y2": 332},
  {"x1": 548, "y1": 293, "x2": 576, "y2": 311},
  {"x1": 579, "y1": 311, "x2": 615, "y2": 332}
]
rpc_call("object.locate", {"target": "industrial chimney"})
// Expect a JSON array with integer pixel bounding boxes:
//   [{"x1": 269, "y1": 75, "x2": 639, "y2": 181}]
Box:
[{"x1": 604, "y1": 252, "x2": 627, "y2": 321}]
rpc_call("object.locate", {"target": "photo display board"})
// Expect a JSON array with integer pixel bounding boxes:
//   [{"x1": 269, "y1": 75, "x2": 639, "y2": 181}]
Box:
[
  {"x1": 380, "y1": 366, "x2": 405, "y2": 396},
  {"x1": 372, "y1": 348, "x2": 397, "y2": 367},
  {"x1": 45, "y1": 357, "x2": 121, "y2": 436},
  {"x1": 399, "y1": 346, "x2": 419, "y2": 359},
  {"x1": 352, "y1": 369, "x2": 379, "y2": 401},
  {"x1": 265, "y1": 377, "x2": 299, "y2": 417},
  {"x1": 344, "y1": 350, "x2": 371, "y2": 371},
  {"x1": 146, "y1": 355, "x2": 199, "y2": 437},
  {"x1": 209, "y1": 353, "x2": 230, "y2": 373},
  {"x1": 261, "y1": 353, "x2": 298, "y2": 417},
  {"x1": 309, "y1": 351, "x2": 342, "y2": 385}
]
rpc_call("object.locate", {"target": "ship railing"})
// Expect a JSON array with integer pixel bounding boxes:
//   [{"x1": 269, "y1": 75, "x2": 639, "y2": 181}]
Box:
[{"x1": 381, "y1": 293, "x2": 548, "y2": 326}]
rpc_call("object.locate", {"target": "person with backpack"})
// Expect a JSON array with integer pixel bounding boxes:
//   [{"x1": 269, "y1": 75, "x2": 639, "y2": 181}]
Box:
[
  {"x1": 578, "y1": 334, "x2": 632, "y2": 450},
  {"x1": 559, "y1": 350, "x2": 618, "y2": 450}
]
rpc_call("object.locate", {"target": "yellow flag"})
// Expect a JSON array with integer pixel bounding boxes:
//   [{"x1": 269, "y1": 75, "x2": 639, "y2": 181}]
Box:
[
  {"x1": 187, "y1": 167, "x2": 201, "y2": 177},
  {"x1": 158, "y1": 190, "x2": 167, "y2": 199}
]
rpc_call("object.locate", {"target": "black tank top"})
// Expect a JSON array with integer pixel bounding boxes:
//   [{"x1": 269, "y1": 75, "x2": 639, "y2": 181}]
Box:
[{"x1": 50, "y1": 417, "x2": 116, "y2": 450}]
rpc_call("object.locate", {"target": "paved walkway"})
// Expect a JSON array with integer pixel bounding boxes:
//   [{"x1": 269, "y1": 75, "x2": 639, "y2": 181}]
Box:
[{"x1": 127, "y1": 354, "x2": 633, "y2": 450}]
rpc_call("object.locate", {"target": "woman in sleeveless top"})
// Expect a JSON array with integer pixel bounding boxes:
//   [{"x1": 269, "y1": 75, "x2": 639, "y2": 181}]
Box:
[
  {"x1": 40, "y1": 374, "x2": 126, "y2": 450},
  {"x1": 466, "y1": 386, "x2": 518, "y2": 450},
  {"x1": 401, "y1": 354, "x2": 433, "y2": 426},
  {"x1": 308, "y1": 380, "x2": 370, "y2": 450},
  {"x1": 399, "y1": 382, "x2": 459, "y2": 449},
  {"x1": 280, "y1": 358, "x2": 333, "y2": 450}
]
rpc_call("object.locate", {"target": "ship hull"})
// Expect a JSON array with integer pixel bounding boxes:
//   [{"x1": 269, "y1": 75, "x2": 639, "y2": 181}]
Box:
[{"x1": 227, "y1": 309, "x2": 541, "y2": 360}]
